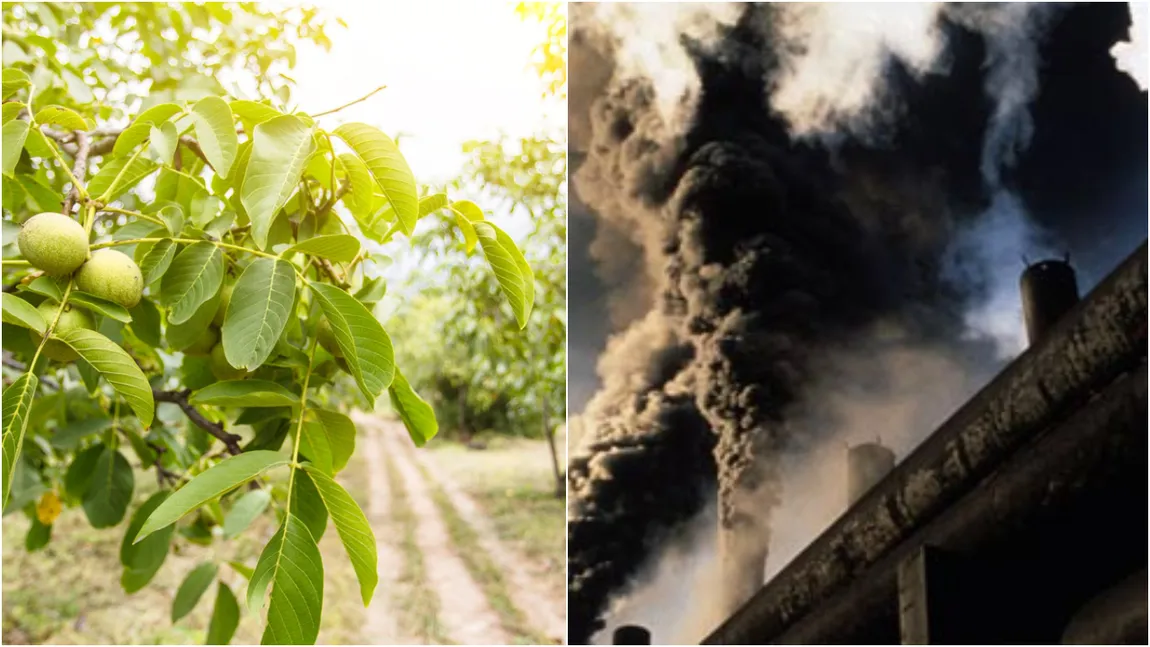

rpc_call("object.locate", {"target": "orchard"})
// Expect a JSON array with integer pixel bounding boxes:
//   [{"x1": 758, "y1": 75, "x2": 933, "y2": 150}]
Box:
[{"x1": 1, "y1": 3, "x2": 536, "y2": 644}]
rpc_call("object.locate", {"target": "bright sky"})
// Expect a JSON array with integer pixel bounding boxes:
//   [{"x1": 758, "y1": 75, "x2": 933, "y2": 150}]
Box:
[{"x1": 286, "y1": 1, "x2": 563, "y2": 184}]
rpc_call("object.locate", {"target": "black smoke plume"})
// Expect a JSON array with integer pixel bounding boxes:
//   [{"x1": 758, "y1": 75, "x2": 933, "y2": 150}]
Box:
[{"x1": 567, "y1": 3, "x2": 1147, "y2": 643}]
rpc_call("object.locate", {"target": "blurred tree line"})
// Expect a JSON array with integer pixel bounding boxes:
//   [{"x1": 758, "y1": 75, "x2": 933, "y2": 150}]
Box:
[{"x1": 386, "y1": 4, "x2": 566, "y2": 493}]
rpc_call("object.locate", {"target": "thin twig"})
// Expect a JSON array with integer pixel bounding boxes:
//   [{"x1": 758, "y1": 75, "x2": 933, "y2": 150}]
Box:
[
  {"x1": 311, "y1": 85, "x2": 387, "y2": 118},
  {"x1": 152, "y1": 389, "x2": 243, "y2": 455},
  {"x1": 2, "y1": 354, "x2": 59, "y2": 389},
  {"x1": 179, "y1": 136, "x2": 213, "y2": 171}
]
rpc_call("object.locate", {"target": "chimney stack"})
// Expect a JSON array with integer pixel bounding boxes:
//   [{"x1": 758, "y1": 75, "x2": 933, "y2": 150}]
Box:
[
  {"x1": 613, "y1": 625, "x2": 652, "y2": 645},
  {"x1": 847, "y1": 442, "x2": 896, "y2": 506},
  {"x1": 1020, "y1": 258, "x2": 1080, "y2": 345}
]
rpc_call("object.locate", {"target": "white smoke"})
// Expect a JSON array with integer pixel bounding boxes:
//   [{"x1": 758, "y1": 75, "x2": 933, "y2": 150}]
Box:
[
  {"x1": 768, "y1": 3, "x2": 947, "y2": 143},
  {"x1": 583, "y1": 3, "x2": 741, "y2": 121},
  {"x1": 1112, "y1": 2, "x2": 1149, "y2": 91}
]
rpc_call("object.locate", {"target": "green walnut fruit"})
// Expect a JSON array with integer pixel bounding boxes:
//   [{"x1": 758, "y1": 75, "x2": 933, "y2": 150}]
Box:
[
  {"x1": 76, "y1": 249, "x2": 143, "y2": 308},
  {"x1": 209, "y1": 343, "x2": 249, "y2": 380},
  {"x1": 28, "y1": 301, "x2": 94, "y2": 362},
  {"x1": 184, "y1": 326, "x2": 219, "y2": 356},
  {"x1": 18, "y1": 212, "x2": 89, "y2": 276},
  {"x1": 317, "y1": 318, "x2": 342, "y2": 357},
  {"x1": 213, "y1": 283, "x2": 234, "y2": 326}
]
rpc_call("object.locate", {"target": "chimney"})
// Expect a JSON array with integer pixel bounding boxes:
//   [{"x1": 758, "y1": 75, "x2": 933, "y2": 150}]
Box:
[
  {"x1": 613, "y1": 625, "x2": 652, "y2": 645},
  {"x1": 1020, "y1": 258, "x2": 1080, "y2": 345},
  {"x1": 847, "y1": 442, "x2": 896, "y2": 506}
]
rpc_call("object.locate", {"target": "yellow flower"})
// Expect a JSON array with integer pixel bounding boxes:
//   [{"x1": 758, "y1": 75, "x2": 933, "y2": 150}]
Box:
[{"x1": 36, "y1": 491, "x2": 62, "y2": 526}]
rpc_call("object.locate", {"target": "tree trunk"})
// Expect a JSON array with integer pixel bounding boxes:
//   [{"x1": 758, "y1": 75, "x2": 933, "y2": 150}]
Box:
[{"x1": 542, "y1": 399, "x2": 564, "y2": 498}]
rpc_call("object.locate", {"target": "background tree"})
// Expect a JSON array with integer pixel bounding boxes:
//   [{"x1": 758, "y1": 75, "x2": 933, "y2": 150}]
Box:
[
  {"x1": 386, "y1": 3, "x2": 567, "y2": 495},
  {"x1": 1, "y1": 3, "x2": 533, "y2": 644}
]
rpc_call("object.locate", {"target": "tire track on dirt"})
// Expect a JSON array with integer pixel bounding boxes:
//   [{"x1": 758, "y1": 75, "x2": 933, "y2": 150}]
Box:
[
  {"x1": 358, "y1": 424, "x2": 413, "y2": 645},
  {"x1": 374, "y1": 420, "x2": 510, "y2": 645},
  {"x1": 411, "y1": 447, "x2": 567, "y2": 643}
]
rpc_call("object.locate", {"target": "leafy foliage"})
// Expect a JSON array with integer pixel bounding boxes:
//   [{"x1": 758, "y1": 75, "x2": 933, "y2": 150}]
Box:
[{"x1": 1, "y1": 3, "x2": 536, "y2": 644}]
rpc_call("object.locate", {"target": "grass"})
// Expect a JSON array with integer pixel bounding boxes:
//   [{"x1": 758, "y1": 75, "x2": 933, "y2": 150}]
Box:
[
  {"x1": 380, "y1": 451, "x2": 452, "y2": 645},
  {"x1": 416, "y1": 461, "x2": 552, "y2": 645},
  {"x1": 3, "y1": 464, "x2": 366, "y2": 645},
  {"x1": 422, "y1": 434, "x2": 566, "y2": 604}
]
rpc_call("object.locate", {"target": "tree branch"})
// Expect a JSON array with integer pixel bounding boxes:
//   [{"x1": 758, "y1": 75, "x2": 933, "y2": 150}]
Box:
[
  {"x1": 62, "y1": 130, "x2": 90, "y2": 216},
  {"x1": 179, "y1": 136, "x2": 213, "y2": 171},
  {"x1": 152, "y1": 388, "x2": 242, "y2": 455},
  {"x1": 311, "y1": 85, "x2": 387, "y2": 118}
]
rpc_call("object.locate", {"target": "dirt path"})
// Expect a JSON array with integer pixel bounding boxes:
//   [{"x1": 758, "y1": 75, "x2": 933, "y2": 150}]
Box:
[
  {"x1": 364, "y1": 417, "x2": 510, "y2": 645},
  {"x1": 358, "y1": 425, "x2": 413, "y2": 645},
  {"x1": 411, "y1": 448, "x2": 567, "y2": 643}
]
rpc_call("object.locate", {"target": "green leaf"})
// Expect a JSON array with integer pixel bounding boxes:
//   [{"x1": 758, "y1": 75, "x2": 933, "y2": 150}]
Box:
[
  {"x1": 2, "y1": 373, "x2": 39, "y2": 506},
  {"x1": 297, "y1": 422, "x2": 333, "y2": 476},
  {"x1": 284, "y1": 234, "x2": 360, "y2": 263},
  {"x1": 22, "y1": 276, "x2": 63, "y2": 301},
  {"x1": 159, "y1": 205, "x2": 185, "y2": 236},
  {"x1": 1, "y1": 102, "x2": 24, "y2": 124},
  {"x1": 172, "y1": 562, "x2": 218, "y2": 622},
  {"x1": 389, "y1": 369, "x2": 438, "y2": 447},
  {"x1": 222, "y1": 258, "x2": 296, "y2": 371},
  {"x1": 337, "y1": 152, "x2": 374, "y2": 223},
  {"x1": 113, "y1": 102, "x2": 185, "y2": 157},
  {"x1": 56, "y1": 329, "x2": 154, "y2": 426},
  {"x1": 2, "y1": 120, "x2": 29, "y2": 178},
  {"x1": 229, "y1": 100, "x2": 282, "y2": 131},
  {"x1": 150, "y1": 121, "x2": 179, "y2": 164},
  {"x1": 473, "y1": 221, "x2": 532, "y2": 328},
  {"x1": 191, "y1": 96, "x2": 238, "y2": 178},
  {"x1": 308, "y1": 409, "x2": 355, "y2": 473},
  {"x1": 34, "y1": 105, "x2": 89, "y2": 131},
  {"x1": 449, "y1": 201, "x2": 482, "y2": 253},
  {"x1": 64, "y1": 444, "x2": 102, "y2": 499},
  {"x1": 333, "y1": 123, "x2": 418, "y2": 236},
  {"x1": 222, "y1": 489, "x2": 271, "y2": 539},
  {"x1": 15, "y1": 173, "x2": 63, "y2": 213},
  {"x1": 121, "y1": 491, "x2": 176, "y2": 593},
  {"x1": 353, "y1": 276, "x2": 387, "y2": 305},
  {"x1": 241, "y1": 115, "x2": 315, "y2": 249},
  {"x1": 308, "y1": 282, "x2": 395, "y2": 404},
  {"x1": 139, "y1": 238, "x2": 177, "y2": 286},
  {"x1": 88, "y1": 155, "x2": 158, "y2": 202},
  {"x1": 418, "y1": 193, "x2": 449, "y2": 218},
  {"x1": 166, "y1": 286, "x2": 220, "y2": 352},
  {"x1": 190, "y1": 380, "x2": 298, "y2": 408},
  {"x1": 290, "y1": 467, "x2": 328, "y2": 541},
  {"x1": 82, "y1": 447, "x2": 134, "y2": 528},
  {"x1": 69, "y1": 291, "x2": 133, "y2": 323},
  {"x1": 136, "y1": 451, "x2": 289, "y2": 541},
  {"x1": 206, "y1": 582, "x2": 240, "y2": 645},
  {"x1": 161, "y1": 241, "x2": 224, "y2": 325},
  {"x1": 303, "y1": 464, "x2": 377, "y2": 606},
  {"x1": 248, "y1": 513, "x2": 323, "y2": 644},
  {"x1": 2, "y1": 68, "x2": 30, "y2": 99},
  {"x1": 228, "y1": 561, "x2": 255, "y2": 581},
  {"x1": 129, "y1": 299, "x2": 163, "y2": 347},
  {"x1": 25, "y1": 515, "x2": 51, "y2": 551},
  {"x1": 2, "y1": 293, "x2": 46, "y2": 333},
  {"x1": 50, "y1": 416, "x2": 112, "y2": 450}
]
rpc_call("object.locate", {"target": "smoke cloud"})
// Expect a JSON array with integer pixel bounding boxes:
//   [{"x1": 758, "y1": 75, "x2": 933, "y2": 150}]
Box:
[{"x1": 567, "y1": 3, "x2": 1149, "y2": 643}]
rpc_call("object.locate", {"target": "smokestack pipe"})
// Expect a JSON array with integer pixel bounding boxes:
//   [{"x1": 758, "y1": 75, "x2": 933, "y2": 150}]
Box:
[
  {"x1": 1021, "y1": 259, "x2": 1080, "y2": 344},
  {"x1": 702, "y1": 241, "x2": 1146, "y2": 645},
  {"x1": 613, "y1": 625, "x2": 652, "y2": 645},
  {"x1": 847, "y1": 442, "x2": 896, "y2": 506}
]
